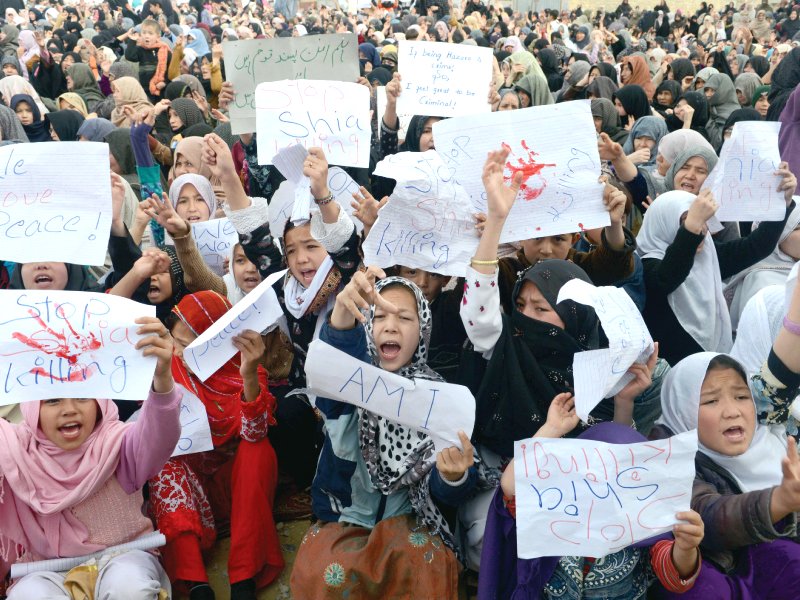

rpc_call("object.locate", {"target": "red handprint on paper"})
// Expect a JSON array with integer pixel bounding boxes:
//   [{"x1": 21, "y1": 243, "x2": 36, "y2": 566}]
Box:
[
  {"x1": 10, "y1": 310, "x2": 102, "y2": 382},
  {"x1": 502, "y1": 140, "x2": 557, "y2": 201}
]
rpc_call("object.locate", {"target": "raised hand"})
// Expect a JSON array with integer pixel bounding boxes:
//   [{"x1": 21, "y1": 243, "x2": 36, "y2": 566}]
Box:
[
  {"x1": 233, "y1": 329, "x2": 266, "y2": 378},
  {"x1": 436, "y1": 431, "x2": 475, "y2": 482},
  {"x1": 671, "y1": 509, "x2": 704, "y2": 579},
  {"x1": 331, "y1": 265, "x2": 397, "y2": 328},
  {"x1": 482, "y1": 146, "x2": 521, "y2": 221},
  {"x1": 598, "y1": 132, "x2": 624, "y2": 161},
  {"x1": 538, "y1": 392, "x2": 580, "y2": 438},
  {"x1": 684, "y1": 189, "x2": 719, "y2": 234},
  {"x1": 775, "y1": 161, "x2": 798, "y2": 205},
  {"x1": 141, "y1": 192, "x2": 190, "y2": 237},
  {"x1": 134, "y1": 316, "x2": 174, "y2": 392},
  {"x1": 350, "y1": 186, "x2": 386, "y2": 230}
]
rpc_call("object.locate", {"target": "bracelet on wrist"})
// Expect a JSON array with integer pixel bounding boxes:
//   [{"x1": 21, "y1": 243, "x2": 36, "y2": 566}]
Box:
[
  {"x1": 783, "y1": 315, "x2": 800, "y2": 336},
  {"x1": 470, "y1": 257, "x2": 499, "y2": 266},
  {"x1": 313, "y1": 192, "x2": 334, "y2": 206},
  {"x1": 171, "y1": 229, "x2": 192, "y2": 240}
]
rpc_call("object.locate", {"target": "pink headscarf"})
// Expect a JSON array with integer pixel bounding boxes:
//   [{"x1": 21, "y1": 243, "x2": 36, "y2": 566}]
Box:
[{"x1": 0, "y1": 399, "x2": 130, "y2": 561}]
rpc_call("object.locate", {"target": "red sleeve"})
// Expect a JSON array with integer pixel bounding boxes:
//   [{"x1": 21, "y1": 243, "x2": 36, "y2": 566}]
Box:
[
  {"x1": 503, "y1": 494, "x2": 516, "y2": 519},
  {"x1": 239, "y1": 366, "x2": 276, "y2": 442},
  {"x1": 650, "y1": 539, "x2": 701, "y2": 593}
]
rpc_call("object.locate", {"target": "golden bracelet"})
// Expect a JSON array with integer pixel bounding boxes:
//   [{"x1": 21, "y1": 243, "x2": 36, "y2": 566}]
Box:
[
  {"x1": 470, "y1": 257, "x2": 499, "y2": 266},
  {"x1": 171, "y1": 229, "x2": 192, "y2": 240}
]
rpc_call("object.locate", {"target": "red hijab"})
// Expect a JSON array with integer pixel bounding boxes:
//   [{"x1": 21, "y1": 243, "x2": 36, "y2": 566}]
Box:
[
  {"x1": 171, "y1": 291, "x2": 272, "y2": 446},
  {"x1": 622, "y1": 55, "x2": 656, "y2": 100}
]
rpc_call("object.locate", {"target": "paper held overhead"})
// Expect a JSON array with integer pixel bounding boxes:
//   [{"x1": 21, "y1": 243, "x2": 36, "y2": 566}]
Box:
[
  {"x1": 433, "y1": 101, "x2": 608, "y2": 244},
  {"x1": 557, "y1": 279, "x2": 654, "y2": 421},
  {"x1": 222, "y1": 34, "x2": 359, "y2": 134},
  {"x1": 184, "y1": 269, "x2": 287, "y2": 381},
  {"x1": 706, "y1": 121, "x2": 785, "y2": 222},
  {"x1": 0, "y1": 290, "x2": 156, "y2": 403},
  {"x1": 0, "y1": 142, "x2": 112, "y2": 266},
  {"x1": 304, "y1": 339, "x2": 476, "y2": 452},
  {"x1": 255, "y1": 79, "x2": 371, "y2": 168},
  {"x1": 363, "y1": 150, "x2": 479, "y2": 277},
  {"x1": 514, "y1": 430, "x2": 698, "y2": 559},
  {"x1": 396, "y1": 41, "x2": 494, "y2": 118}
]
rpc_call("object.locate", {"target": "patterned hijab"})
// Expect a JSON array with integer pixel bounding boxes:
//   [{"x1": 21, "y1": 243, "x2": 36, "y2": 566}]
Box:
[{"x1": 359, "y1": 277, "x2": 455, "y2": 552}]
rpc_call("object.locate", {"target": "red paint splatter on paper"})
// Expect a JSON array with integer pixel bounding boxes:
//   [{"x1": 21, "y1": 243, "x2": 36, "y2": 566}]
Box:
[
  {"x1": 503, "y1": 140, "x2": 557, "y2": 201},
  {"x1": 12, "y1": 310, "x2": 102, "y2": 381}
]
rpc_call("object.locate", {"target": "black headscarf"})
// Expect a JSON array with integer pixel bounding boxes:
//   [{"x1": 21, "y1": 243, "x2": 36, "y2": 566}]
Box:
[
  {"x1": 367, "y1": 66, "x2": 393, "y2": 87},
  {"x1": 613, "y1": 84, "x2": 651, "y2": 121},
  {"x1": 665, "y1": 90, "x2": 710, "y2": 138},
  {"x1": 9, "y1": 94, "x2": 50, "y2": 143},
  {"x1": 586, "y1": 75, "x2": 619, "y2": 101},
  {"x1": 538, "y1": 48, "x2": 564, "y2": 92},
  {"x1": 767, "y1": 47, "x2": 800, "y2": 121},
  {"x1": 722, "y1": 107, "x2": 763, "y2": 138},
  {"x1": 46, "y1": 109, "x2": 85, "y2": 141},
  {"x1": 748, "y1": 56, "x2": 770, "y2": 78},
  {"x1": 652, "y1": 79, "x2": 682, "y2": 115},
  {"x1": 667, "y1": 58, "x2": 695, "y2": 84},
  {"x1": 473, "y1": 260, "x2": 600, "y2": 456},
  {"x1": 156, "y1": 245, "x2": 188, "y2": 322},
  {"x1": 164, "y1": 80, "x2": 191, "y2": 100},
  {"x1": 399, "y1": 115, "x2": 440, "y2": 152},
  {"x1": 594, "y1": 61, "x2": 619, "y2": 84}
]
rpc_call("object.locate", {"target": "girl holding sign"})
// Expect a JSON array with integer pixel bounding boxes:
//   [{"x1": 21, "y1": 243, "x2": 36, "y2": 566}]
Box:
[
  {"x1": 291, "y1": 267, "x2": 477, "y2": 599},
  {"x1": 0, "y1": 316, "x2": 180, "y2": 599},
  {"x1": 651, "y1": 270, "x2": 800, "y2": 598}
]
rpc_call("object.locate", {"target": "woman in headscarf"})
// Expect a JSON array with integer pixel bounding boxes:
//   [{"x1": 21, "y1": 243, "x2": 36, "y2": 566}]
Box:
[
  {"x1": 168, "y1": 135, "x2": 225, "y2": 202},
  {"x1": 47, "y1": 109, "x2": 85, "y2": 141},
  {"x1": 572, "y1": 25, "x2": 590, "y2": 50},
  {"x1": 537, "y1": 47, "x2": 563, "y2": 92},
  {"x1": 753, "y1": 84, "x2": 771, "y2": 117},
  {"x1": 514, "y1": 70, "x2": 554, "y2": 106},
  {"x1": 735, "y1": 72, "x2": 763, "y2": 106},
  {"x1": 502, "y1": 35, "x2": 524, "y2": 54},
  {"x1": 622, "y1": 116, "x2": 668, "y2": 170},
  {"x1": 76, "y1": 116, "x2": 115, "y2": 141},
  {"x1": 0, "y1": 24, "x2": 20, "y2": 58},
  {"x1": 110, "y1": 76, "x2": 154, "y2": 127},
  {"x1": 767, "y1": 47, "x2": 800, "y2": 121},
  {"x1": 751, "y1": 8, "x2": 773, "y2": 42},
  {"x1": 57, "y1": 91, "x2": 89, "y2": 117},
  {"x1": 167, "y1": 97, "x2": 205, "y2": 144},
  {"x1": 636, "y1": 156, "x2": 796, "y2": 365},
  {"x1": 620, "y1": 55, "x2": 656, "y2": 99},
  {"x1": 8, "y1": 261, "x2": 99, "y2": 291},
  {"x1": 665, "y1": 91, "x2": 711, "y2": 141},
  {"x1": 10, "y1": 93, "x2": 50, "y2": 143},
  {"x1": 613, "y1": 84, "x2": 652, "y2": 124},
  {"x1": 17, "y1": 29, "x2": 40, "y2": 75},
  {"x1": 555, "y1": 59, "x2": 590, "y2": 102},
  {"x1": 104, "y1": 127, "x2": 139, "y2": 188},
  {"x1": 651, "y1": 298, "x2": 800, "y2": 597},
  {"x1": 747, "y1": 55, "x2": 771, "y2": 79},
  {"x1": 668, "y1": 57, "x2": 696, "y2": 91},
  {"x1": 692, "y1": 66, "x2": 719, "y2": 91},
  {"x1": 0, "y1": 74, "x2": 48, "y2": 115},
  {"x1": 653, "y1": 79, "x2": 682, "y2": 117},
  {"x1": 0, "y1": 103, "x2": 28, "y2": 143},
  {"x1": 291, "y1": 270, "x2": 476, "y2": 599},
  {"x1": 703, "y1": 73, "x2": 742, "y2": 149},
  {"x1": 586, "y1": 75, "x2": 619, "y2": 101},
  {"x1": 592, "y1": 97, "x2": 629, "y2": 144},
  {"x1": 66, "y1": 63, "x2": 105, "y2": 112},
  {"x1": 149, "y1": 291, "x2": 284, "y2": 599},
  {"x1": 719, "y1": 107, "x2": 764, "y2": 150}
]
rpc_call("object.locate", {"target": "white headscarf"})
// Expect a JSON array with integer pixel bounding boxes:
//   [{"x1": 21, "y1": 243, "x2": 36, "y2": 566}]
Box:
[
  {"x1": 726, "y1": 202, "x2": 800, "y2": 328},
  {"x1": 657, "y1": 352, "x2": 785, "y2": 492},
  {"x1": 223, "y1": 242, "x2": 247, "y2": 305},
  {"x1": 636, "y1": 190, "x2": 733, "y2": 353},
  {"x1": 657, "y1": 129, "x2": 715, "y2": 167},
  {"x1": 731, "y1": 285, "x2": 785, "y2": 378},
  {"x1": 168, "y1": 173, "x2": 217, "y2": 218}
]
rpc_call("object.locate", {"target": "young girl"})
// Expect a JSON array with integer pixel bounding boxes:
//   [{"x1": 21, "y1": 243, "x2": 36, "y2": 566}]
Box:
[
  {"x1": 10, "y1": 93, "x2": 50, "y2": 142},
  {"x1": 0, "y1": 317, "x2": 180, "y2": 599},
  {"x1": 483, "y1": 418, "x2": 705, "y2": 599},
  {"x1": 650, "y1": 273, "x2": 800, "y2": 597},
  {"x1": 149, "y1": 291, "x2": 284, "y2": 600},
  {"x1": 291, "y1": 269, "x2": 478, "y2": 599}
]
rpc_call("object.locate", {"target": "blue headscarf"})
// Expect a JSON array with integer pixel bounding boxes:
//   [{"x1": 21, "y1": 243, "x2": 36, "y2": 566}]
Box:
[
  {"x1": 359, "y1": 42, "x2": 381, "y2": 69},
  {"x1": 622, "y1": 116, "x2": 668, "y2": 168},
  {"x1": 186, "y1": 28, "x2": 210, "y2": 56}
]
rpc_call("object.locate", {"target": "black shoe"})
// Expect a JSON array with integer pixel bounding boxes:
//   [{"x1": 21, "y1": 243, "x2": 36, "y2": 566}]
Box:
[
  {"x1": 230, "y1": 578, "x2": 257, "y2": 600},
  {"x1": 189, "y1": 583, "x2": 216, "y2": 600}
]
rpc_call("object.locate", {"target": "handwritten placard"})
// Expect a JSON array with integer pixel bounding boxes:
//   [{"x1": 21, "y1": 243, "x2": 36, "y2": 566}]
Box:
[
  {"x1": 271, "y1": 144, "x2": 364, "y2": 231},
  {"x1": 222, "y1": 34, "x2": 359, "y2": 134},
  {"x1": 184, "y1": 269, "x2": 286, "y2": 381},
  {"x1": 256, "y1": 80, "x2": 371, "y2": 168},
  {"x1": 557, "y1": 280, "x2": 654, "y2": 421},
  {"x1": 514, "y1": 430, "x2": 698, "y2": 559},
  {"x1": 127, "y1": 385, "x2": 213, "y2": 457},
  {"x1": 707, "y1": 121, "x2": 784, "y2": 222},
  {"x1": 193, "y1": 218, "x2": 240, "y2": 276},
  {"x1": 433, "y1": 101, "x2": 608, "y2": 244},
  {"x1": 0, "y1": 142, "x2": 112, "y2": 266},
  {"x1": 363, "y1": 151, "x2": 478, "y2": 276},
  {"x1": 304, "y1": 339, "x2": 475, "y2": 451},
  {"x1": 397, "y1": 42, "x2": 493, "y2": 118},
  {"x1": 0, "y1": 290, "x2": 156, "y2": 403}
]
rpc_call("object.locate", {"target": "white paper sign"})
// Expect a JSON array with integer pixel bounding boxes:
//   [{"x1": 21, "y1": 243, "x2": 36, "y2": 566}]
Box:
[
  {"x1": 268, "y1": 180, "x2": 297, "y2": 243},
  {"x1": 0, "y1": 143, "x2": 112, "y2": 266},
  {"x1": 192, "y1": 218, "x2": 240, "y2": 276},
  {"x1": 708, "y1": 121, "x2": 784, "y2": 222},
  {"x1": 304, "y1": 339, "x2": 475, "y2": 451},
  {"x1": 271, "y1": 144, "x2": 364, "y2": 231},
  {"x1": 397, "y1": 42, "x2": 493, "y2": 118},
  {"x1": 514, "y1": 430, "x2": 698, "y2": 559},
  {"x1": 363, "y1": 151, "x2": 479, "y2": 276},
  {"x1": 0, "y1": 290, "x2": 156, "y2": 403},
  {"x1": 557, "y1": 280, "x2": 654, "y2": 421},
  {"x1": 222, "y1": 34, "x2": 359, "y2": 134},
  {"x1": 256, "y1": 80, "x2": 371, "y2": 168},
  {"x1": 433, "y1": 102, "x2": 608, "y2": 243},
  {"x1": 128, "y1": 385, "x2": 214, "y2": 457},
  {"x1": 184, "y1": 270, "x2": 287, "y2": 381}
]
